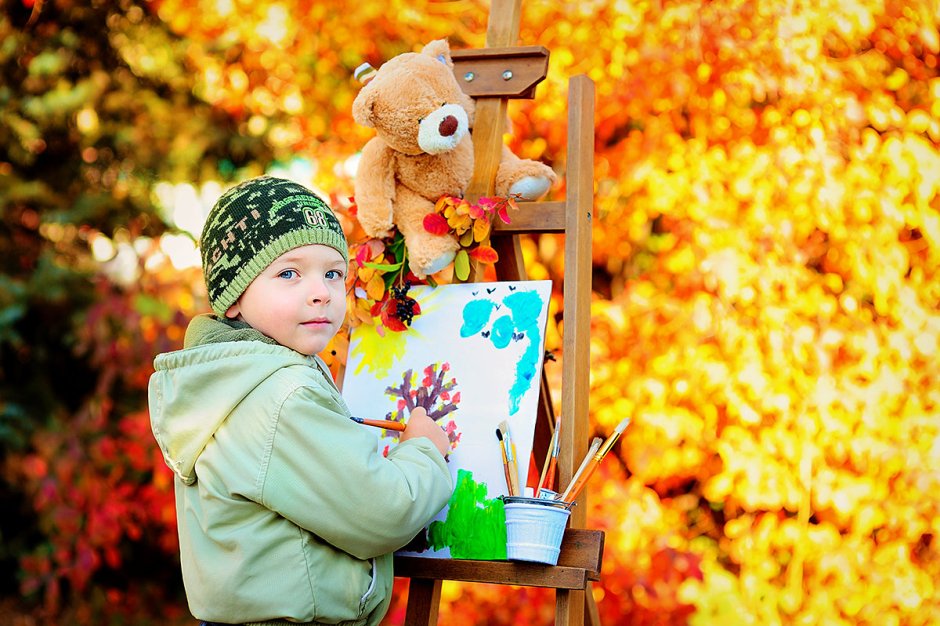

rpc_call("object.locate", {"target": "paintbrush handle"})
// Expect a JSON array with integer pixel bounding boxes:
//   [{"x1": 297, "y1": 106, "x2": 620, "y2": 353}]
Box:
[
  {"x1": 559, "y1": 437, "x2": 602, "y2": 501},
  {"x1": 543, "y1": 456, "x2": 558, "y2": 491},
  {"x1": 500, "y1": 443, "x2": 515, "y2": 496},
  {"x1": 537, "y1": 421, "x2": 561, "y2": 492},
  {"x1": 508, "y1": 443, "x2": 520, "y2": 495},
  {"x1": 559, "y1": 418, "x2": 631, "y2": 501},
  {"x1": 351, "y1": 417, "x2": 407, "y2": 432},
  {"x1": 560, "y1": 456, "x2": 600, "y2": 503},
  {"x1": 536, "y1": 446, "x2": 553, "y2": 492}
]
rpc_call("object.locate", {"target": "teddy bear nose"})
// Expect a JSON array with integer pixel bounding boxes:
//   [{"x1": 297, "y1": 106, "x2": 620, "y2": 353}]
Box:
[{"x1": 438, "y1": 115, "x2": 459, "y2": 137}]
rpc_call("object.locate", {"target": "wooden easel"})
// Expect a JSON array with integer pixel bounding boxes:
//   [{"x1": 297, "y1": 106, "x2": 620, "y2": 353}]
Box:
[{"x1": 393, "y1": 1, "x2": 602, "y2": 624}]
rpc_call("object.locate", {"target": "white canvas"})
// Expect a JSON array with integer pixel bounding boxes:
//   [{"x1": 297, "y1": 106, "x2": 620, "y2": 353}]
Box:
[{"x1": 342, "y1": 280, "x2": 553, "y2": 559}]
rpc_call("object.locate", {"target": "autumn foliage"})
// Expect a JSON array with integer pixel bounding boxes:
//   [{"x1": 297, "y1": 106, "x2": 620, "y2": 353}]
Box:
[{"x1": 1, "y1": 0, "x2": 938, "y2": 624}]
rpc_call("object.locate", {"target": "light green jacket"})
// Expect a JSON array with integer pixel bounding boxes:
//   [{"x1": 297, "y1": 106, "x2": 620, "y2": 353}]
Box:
[{"x1": 149, "y1": 315, "x2": 453, "y2": 625}]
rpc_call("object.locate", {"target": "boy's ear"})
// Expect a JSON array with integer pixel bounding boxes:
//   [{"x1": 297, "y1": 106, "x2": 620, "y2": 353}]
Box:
[{"x1": 225, "y1": 301, "x2": 241, "y2": 319}]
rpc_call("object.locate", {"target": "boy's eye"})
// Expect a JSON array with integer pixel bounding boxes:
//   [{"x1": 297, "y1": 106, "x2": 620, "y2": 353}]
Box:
[
  {"x1": 278, "y1": 269, "x2": 298, "y2": 280},
  {"x1": 325, "y1": 269, "x2": 344, "y2": 280}
]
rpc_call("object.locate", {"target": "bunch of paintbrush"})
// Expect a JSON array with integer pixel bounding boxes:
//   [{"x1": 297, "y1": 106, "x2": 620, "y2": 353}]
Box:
[
  {"x1": 557, "y1": 416, "x2": 630, "y2": 503},
  {"x1": 496, "y1": 420, "x2": 520, "y2": 496}
]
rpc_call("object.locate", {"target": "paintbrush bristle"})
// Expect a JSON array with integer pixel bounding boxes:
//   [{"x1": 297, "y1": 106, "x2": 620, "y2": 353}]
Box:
[
  {"x1": 614, "y1": 416, "x2": 631, "y2": 434},
  {"x1": 495, "y1": 427, "x2": 503, "y2": 441},
  {"x1": 498, "y1": 420, "x2": 510, "y2": 434}
]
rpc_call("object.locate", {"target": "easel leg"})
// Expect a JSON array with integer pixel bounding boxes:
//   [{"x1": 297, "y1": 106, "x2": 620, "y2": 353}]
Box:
[
  {"x1": 555, "y1": 589, "x2": 586, "y2": 626},
  {"x1": 403, "y1": 579, "x2": 441, "y2": 626},
  {"x1": 585, "y1": 582, "x2": 602, "y2": 626}
]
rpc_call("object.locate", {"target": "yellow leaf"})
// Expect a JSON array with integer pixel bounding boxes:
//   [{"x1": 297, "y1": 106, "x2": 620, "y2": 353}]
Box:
[
  {"x1": 473, "y1": 217, "x2": 491, "y2": 242},
  {"x1": 450, "y1": 214, "x2": 472, "y2": 234}
]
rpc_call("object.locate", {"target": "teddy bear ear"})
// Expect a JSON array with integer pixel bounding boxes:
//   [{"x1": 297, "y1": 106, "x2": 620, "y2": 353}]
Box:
[
  {"x1": 352, "y1": 83, "x2": 377, "y2": 128},
  {"x1": 421, "y1": 39, "x2": 453, "y2": 68}
]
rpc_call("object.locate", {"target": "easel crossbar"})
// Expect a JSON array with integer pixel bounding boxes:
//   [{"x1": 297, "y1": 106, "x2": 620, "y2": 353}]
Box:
[{"x1": 395, "y1": 529, "x2": 604, "y2": 589}]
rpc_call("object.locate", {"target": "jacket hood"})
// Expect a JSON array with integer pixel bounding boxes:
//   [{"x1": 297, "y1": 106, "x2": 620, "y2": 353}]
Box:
[{"x1": 148, "y1": 314, "x2": 310, "y2": 485}]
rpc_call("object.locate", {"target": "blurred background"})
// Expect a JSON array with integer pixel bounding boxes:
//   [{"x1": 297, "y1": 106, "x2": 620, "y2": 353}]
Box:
[{"x1": 1, "y1": 0, "x2": 938, "y2": 624}]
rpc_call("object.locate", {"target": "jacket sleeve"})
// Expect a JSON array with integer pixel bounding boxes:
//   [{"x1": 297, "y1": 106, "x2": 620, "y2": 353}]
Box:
[{"x1": 258, "y1": 382, "x2": 453, "y2": 560}]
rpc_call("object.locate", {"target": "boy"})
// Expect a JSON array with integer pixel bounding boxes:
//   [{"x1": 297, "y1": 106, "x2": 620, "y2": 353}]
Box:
[{"x1": 149, "y1": 176, "x2": 453, "y2": 626}]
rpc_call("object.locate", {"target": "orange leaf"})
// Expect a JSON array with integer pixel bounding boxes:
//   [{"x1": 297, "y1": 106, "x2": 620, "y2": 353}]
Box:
[
  {"x1": 366, "y1": 274, "x2": 385, "y2": 301},
  {"x1": 468, "y1": 245, "x2": 498, "y2": 264},
  {"x1": 434, "y1": 196, "x2": 455, "y2": 212}
]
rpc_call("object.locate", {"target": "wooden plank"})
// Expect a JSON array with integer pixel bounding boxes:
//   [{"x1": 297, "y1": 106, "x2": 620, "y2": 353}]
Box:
[
  {"x1": 465, "y1": 0, "x2": 521, "y2": 202},
  {"x1": 491, "y1": 201, "x2": 566, "y2": 233},
  {"x1": 396, "y1": 557, "x2": 589, "y2": 590},
  {"x1": 452, "y1": 45, "x2": 547, "y2": 61},
  {"x1": 586, "y1": 583, "x2": 602, "y2": 626},
  {"x1": 491, "y1": 222, "x2": 526, "y2": 280},
  {"x1": 485, "y1": 0, "x2": 522, "y2": 46},
  {"x1": 394, "y1": 529, "x2": 604, "y2": 590},
  {"x1": 560, "y1": 75, "x2": 595, "y2": 530},
  {"x1": 451, "y1": 46, "x2": 549, "y2": 98},
  {"x1": 466, "y1": 98, "x2": 507, "y2": 200},
  {"x1": 557, "y1": 589, "x2": 586, "y2": 626},
  {"x1": 403, "y1": 579, "x2": 441, "y2": 626}
]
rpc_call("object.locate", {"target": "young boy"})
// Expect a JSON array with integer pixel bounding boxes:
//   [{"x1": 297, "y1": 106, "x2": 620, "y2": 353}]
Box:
[{"x1": 149, "y1": 176, "x2": 453, "y2": 626}]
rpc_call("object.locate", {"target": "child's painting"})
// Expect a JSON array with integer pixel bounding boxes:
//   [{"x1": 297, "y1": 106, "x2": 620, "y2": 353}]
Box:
[{"x1": 342, "y1": 280, "x2": 553, "y2": 560}]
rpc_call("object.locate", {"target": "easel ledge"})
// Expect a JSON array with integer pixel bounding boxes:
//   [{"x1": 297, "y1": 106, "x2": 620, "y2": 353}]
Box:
[{"x1": 396, "y1": 528, "x2": 604, "y2": 589}]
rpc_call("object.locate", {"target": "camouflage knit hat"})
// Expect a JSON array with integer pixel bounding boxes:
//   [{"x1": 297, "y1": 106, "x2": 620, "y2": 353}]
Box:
[{"x1": 200, "y1": 176, "x2": 349, "y2": 317}]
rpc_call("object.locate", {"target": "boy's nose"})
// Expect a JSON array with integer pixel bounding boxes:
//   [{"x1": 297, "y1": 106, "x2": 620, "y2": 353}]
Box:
[{"x1": 308, "y1": 279, "x2": 330, "y2": 303}]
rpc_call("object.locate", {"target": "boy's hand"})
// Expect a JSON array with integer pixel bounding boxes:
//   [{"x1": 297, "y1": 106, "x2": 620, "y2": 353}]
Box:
[{"x1": 401, "y1": 407, "x2": 449, "y2": 457}]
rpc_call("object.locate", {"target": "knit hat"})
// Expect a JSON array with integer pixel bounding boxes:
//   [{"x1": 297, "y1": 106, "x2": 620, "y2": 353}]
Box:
[{"x1": 200, "y1": 176, "x2": 349, "y2": 317}]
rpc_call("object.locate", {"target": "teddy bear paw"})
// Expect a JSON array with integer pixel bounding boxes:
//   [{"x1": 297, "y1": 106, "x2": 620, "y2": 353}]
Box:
[
  {"x1": 410, "y1": 248, "x2": 457, "y2": 279},
  {"x1": 508, "y1": 175, "x2": 552, "y2": 201}
]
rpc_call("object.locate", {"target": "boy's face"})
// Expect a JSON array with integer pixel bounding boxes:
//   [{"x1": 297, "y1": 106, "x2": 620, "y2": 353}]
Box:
[{"x1": 225, "y1": 244, "x2": 347, "y2": 356}]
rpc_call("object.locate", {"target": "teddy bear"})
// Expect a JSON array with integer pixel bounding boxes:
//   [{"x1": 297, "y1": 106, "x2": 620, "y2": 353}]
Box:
[{"x1": 352, "y1": 39, "x2": 556, "y2": 278}]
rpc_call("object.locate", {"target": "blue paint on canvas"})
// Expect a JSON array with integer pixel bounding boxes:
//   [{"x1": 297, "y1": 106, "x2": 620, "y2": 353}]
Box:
[{"x1": 459, "y1": 288, "x2": 546, "y2": 415}]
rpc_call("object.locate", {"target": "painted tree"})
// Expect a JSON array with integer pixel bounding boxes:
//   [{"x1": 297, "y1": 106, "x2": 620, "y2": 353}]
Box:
[{"x1": 382, "y1": 363, "x2": 462, "y2": 455}]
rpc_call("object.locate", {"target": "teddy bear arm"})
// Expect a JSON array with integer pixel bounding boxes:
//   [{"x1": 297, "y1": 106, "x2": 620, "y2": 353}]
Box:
[{"x1": 353, "y1": 139, "x2": 398, "y2": 236}]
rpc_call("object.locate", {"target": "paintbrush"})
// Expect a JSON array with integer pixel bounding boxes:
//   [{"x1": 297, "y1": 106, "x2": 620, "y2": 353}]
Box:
[
  {"x1": 557, "y1": 436, "x2": 603, "y2": 502},
  {"x1": 350, "y1": 416, "x2": 407, "y2": 432},
  {"x1": 537, "y1": 415, "x2": 561, "y2": 494},
  {"x1": 558, "y1": 417, "x2": 631, "y2": 502},
  {"x1": 497, "y1": 421, "x2": 520, "y2": 496},
  {"x1": 495, "y1": 427, "x2": 516, "y2": 496},
  {"x1": 504, "y1": 421, "x2": 521, "y2": 496}
]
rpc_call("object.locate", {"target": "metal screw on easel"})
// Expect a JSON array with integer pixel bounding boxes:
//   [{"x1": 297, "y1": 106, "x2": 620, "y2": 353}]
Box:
[
  {"x1": 502, "y1": 70, "x2": 513, "y2": 80},
  {"x1": 464, "y1": 71, "x2": 475, "y2": 82}
]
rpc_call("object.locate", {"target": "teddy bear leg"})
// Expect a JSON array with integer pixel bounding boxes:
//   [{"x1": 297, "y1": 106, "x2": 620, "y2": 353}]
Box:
[
  {"x1": 395, "y1": 188, "x2": 459, "y2": 279},
  {"x1": 508, "y1": 175, "x2": 552, "y2": 200},
  {"x1": 495, "y1": 146, "x2": 557, "y2": 201}
]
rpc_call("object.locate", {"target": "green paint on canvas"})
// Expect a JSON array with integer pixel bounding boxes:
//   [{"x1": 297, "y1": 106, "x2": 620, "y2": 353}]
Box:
[{"x1": 427, "y1": 469, "x2": 507, "y2": 560}]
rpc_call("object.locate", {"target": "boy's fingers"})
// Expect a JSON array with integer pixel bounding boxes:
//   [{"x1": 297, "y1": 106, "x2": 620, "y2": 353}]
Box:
[{"x1": 410, "y1": 406, "x2": 427, "y2": 418}]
